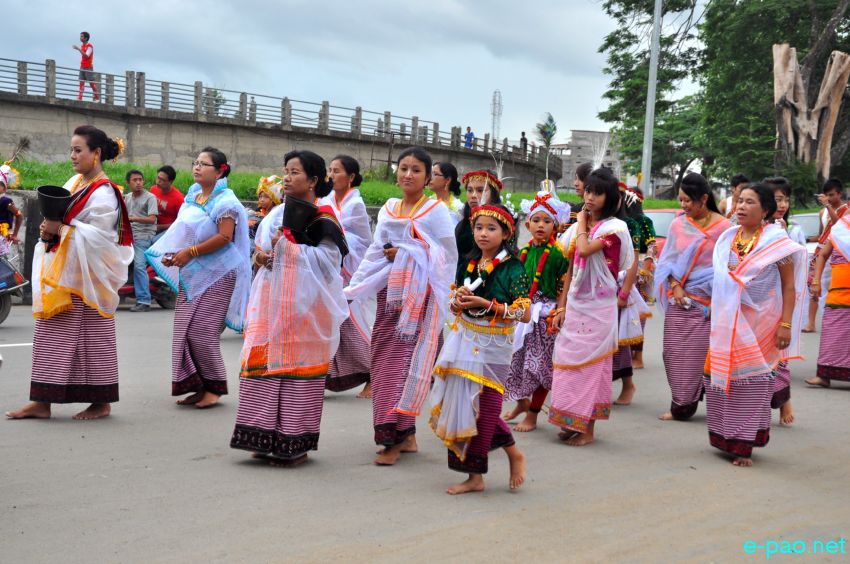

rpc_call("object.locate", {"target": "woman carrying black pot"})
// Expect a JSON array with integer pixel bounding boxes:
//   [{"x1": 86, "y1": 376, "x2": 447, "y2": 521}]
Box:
[
  {"x1": 231, "y1": 150, "x2": 349, "y2": 466},
  {"x1": 6, "y1": 125, "x2": 134, "y2": 420}
]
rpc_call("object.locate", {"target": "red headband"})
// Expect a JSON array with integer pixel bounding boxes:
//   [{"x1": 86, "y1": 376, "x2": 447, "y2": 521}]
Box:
[
  {"x1": 462, "y1": 170, "x2": 503, "y2": 192},
  {"x1": 470, "y1": 204, "x2": 515, "y2": 236}
]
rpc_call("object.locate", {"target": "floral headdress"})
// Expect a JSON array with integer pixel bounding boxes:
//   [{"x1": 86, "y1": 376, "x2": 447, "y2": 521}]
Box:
[
  {"x1": 470, "y1": 204, "x2": 515, "y2": 237},
  {"x1": 0, "y1": 162, "x2": 21, "y2": 189},
  {"x1": 256, "y1": 175, "x2": 283, "y2": 205},
  {"x1": 520, "y1": 190, "x2": 570, "y2": 224}
]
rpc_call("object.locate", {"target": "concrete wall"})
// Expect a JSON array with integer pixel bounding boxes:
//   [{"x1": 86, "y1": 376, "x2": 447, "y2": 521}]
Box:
[{"x1": 0, "y1": 94, "x2": 560, "y2": 192}]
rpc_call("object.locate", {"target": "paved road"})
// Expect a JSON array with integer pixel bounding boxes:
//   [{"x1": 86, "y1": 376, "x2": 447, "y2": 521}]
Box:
[{"x1": 1, "y1": 302, "x2": 848, "y2": 562}]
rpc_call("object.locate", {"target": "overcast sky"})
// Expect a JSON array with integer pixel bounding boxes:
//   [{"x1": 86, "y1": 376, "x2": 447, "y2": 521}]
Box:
[{"x1": 5, "y1": 1, "x2": 619, "y2": 144}]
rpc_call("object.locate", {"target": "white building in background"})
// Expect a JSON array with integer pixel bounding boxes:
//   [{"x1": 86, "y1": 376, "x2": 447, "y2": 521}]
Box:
[{"x1": 551, "y1": 129, "x2": 625, "y2": 187}]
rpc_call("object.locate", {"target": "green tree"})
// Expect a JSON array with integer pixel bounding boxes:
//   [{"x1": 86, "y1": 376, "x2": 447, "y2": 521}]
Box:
[
  {"x1": 535, "y1": 112, "x2": 558, "y2": 181},
  {"x1": 598, "y1": 0, "x2": 703, "y2": 181}
]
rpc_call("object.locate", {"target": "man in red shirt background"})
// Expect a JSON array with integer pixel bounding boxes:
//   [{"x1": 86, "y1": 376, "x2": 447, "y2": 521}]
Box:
[
  {"x1": 150, "y1": 165, "x2": 184, "y2": 242},
  {"x1": 73, "y1": 31, "x2": 99, "y2": 101}
]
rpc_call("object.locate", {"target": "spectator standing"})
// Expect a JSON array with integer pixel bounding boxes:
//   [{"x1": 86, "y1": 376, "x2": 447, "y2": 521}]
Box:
[
  {"x1": 464, "y1": 126, "x2": 475, "y2": 149},
  {"x1": 520, "y1": 132, "x2": 528, "y2": 157},
  {"x1": 124, "y1": 170, "x2": 158, "y2": 311},
  {"x1": 73, "y1": 31, "x2": 99, "y2": 102},
  {"x1": 150, "y1": 165, "x2": 183, "y2": 242}
]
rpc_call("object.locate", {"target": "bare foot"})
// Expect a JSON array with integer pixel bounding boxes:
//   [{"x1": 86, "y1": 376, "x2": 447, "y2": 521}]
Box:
[
  {"x1": 506, "y1": 447, "x2": 526, "y2": 490},
  {"x1": 513, "y1": 411, "x2": 539, "y2": 432},
  {"x1": 269, "y1": 454, "x2": 308, "y2": 468},
  {"x1": 176, "y1": 391, "x2": 204, "y2": 405},
  {"x1": 632, "y1": 351, "x2": 644, "y2": 369},
  {"x1": 558, "y1": 430, "x2": 579, "y2": 441},
  {"x1": 805, "y1": 377, "x2": 831, "y2": 388},
  {"x1": 447, "y1": 474, "x2": 485, "y2": 495},
  {"x1": 376, "y1": 435, "x2": 418, "y2": 454},
  {"x1": 658, "y1": 411, "x2": 675, "y2": 421},
  {"x1": 6, "y1": 401, "x2": 51, "y2": 419},
  {"x1": 356, "y1": 382, "x2": 372, "y2": 399},
  {"x1": 779, "y1": 401, "x2": 795, "y2": 425},
  {"x1": 194, "y1": 391, "x2": 221, "y2": 409},
  {"x1": 566, "y1": 432, "x2": 594, "y2": 446},
  {"x1": 801, "y1": 326, "x2": 816, "y2": 333},
  {"x1": 732, "y1": 457, "x2": 753, "y2": 467},
  {"x1": 72, "y1": 403, "x2": 111, "y2": 420},
  {"x1": 502, "y1": 399, "x2": 529, "y2": 422},
  {"x1": 614, "y1": 379, "x2": 636, "y2": 405},
  {"x1": 374, "y1": 444, "x2": 402, "y2": 466}
]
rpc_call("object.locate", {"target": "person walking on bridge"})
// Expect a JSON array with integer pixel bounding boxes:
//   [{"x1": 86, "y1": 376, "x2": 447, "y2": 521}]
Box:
[{"x1": 73, "y1": 31, "x2": 99, "y2": 102}]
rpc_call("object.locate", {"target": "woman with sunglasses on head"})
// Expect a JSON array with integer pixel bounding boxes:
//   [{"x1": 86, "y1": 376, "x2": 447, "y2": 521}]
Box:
[{"x1": 146, "y1": 147, "x2": 251, "y2": 409}]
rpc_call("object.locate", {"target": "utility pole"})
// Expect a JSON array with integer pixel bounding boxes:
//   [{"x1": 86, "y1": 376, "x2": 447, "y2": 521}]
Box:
[{"x1": 640, "y1": 0, "x2": 662, "y2": 197}]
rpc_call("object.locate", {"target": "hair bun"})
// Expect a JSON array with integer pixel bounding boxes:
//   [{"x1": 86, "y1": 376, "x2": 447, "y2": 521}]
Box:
[
  {"x1": 101, "y1": 138, "x2": 121, "y2": 162},
  {"x1": 352, "y1": 173, "x2": 363, "y2": 188}
]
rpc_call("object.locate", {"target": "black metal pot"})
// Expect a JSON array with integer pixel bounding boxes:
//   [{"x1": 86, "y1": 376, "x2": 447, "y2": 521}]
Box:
[
  {"x1": 281, "y1": 196, "x2": 317, "y2": 233},
  {"x1": 36, "y1": 185, "x2": 72, "y2": 221}
]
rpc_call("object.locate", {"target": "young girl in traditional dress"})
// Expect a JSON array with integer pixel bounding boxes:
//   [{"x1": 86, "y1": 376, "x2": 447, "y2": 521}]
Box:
[
  {"x1": 430, "y1": 204, "x2": 529, "y2": 494},
  {"x1": 321, "y1": 155, "x2": 374, "y2": 398},
  {"x1": 231, "y1": 150, "x2": 349, "y2": 466},
  {"x1": 6, "y1": 126, "x2": 133, "y2": 420},
  {"x1": 147, "y1": 148, "x2": 251, "y2": 409},
  {"x1": 502, "y1": 190, "x2": 570, "y2": 432},
  {"x1": 345, "y1": 147, "x2": 458, "y2": 466},
  {"x1": 656, "y1": 173, "x2": 730, "y2": 421},
  {"x1": 549, "y1": 167, "x2": 634, "y2": 446},
  {"x1": 706, "y1": 182, "x2": 805, "y2": 466},
  {"x1": 765, "y1": 177, "x2": 807, "y2": 425}
]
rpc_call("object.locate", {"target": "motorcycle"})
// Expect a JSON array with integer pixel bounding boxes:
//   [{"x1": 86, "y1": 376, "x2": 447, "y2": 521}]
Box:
[
  {"x1": 118, "y1": 263, "x2": 177, "y2": 309},
  {"x1": 0, "y1": 251, "x2": 29, "y2": 325}
]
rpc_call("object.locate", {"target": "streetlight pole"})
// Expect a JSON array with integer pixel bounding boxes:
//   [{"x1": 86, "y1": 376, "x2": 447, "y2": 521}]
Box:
[{"x1": 640, "y1": 0, "x2": 663, "y2": 197}]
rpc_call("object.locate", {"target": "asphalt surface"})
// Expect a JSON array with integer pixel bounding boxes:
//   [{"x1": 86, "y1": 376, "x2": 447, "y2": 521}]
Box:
[{"x1": 1, "y1": 302, "x2": 849, "y2": 563}]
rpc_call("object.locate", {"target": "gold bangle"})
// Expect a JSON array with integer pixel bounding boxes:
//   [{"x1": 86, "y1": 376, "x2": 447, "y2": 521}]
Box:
[
  {"x1": 780, "y1": 321, "x2": 792, "y2": 329},
  {"x1": 669, "y1": 280, "x2": 681, "y2": 289}
]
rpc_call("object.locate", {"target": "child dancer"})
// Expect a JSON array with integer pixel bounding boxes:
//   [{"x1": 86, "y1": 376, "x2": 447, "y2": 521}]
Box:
[
  {"x1": 503, "y1": 190, "x2": 570, "y2": 431},
  {"x1": 430, "y1": 204, "x2": 530, "y2": 494}
]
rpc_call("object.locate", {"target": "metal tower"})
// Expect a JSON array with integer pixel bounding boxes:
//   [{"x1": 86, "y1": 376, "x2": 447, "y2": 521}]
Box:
[{"x1": 490, "y1": 89, "x2": 503, "y2": 143}]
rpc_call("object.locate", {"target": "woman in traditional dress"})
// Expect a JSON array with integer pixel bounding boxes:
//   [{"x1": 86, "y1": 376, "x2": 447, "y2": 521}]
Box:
[
  {"x1": 705, "y1": 182, "x2": 805, "y2": 466},
  {"x1": 320, "y1": 155, "x2": 374, "y2": 398},
  {"x1": 764, "y1": 177, "x2": 807, "y2": 425},
  {"x1": 656, "y1": 173, "x2": 730, "y2": 421},
  {"x1": 345, "y1": 147, "x2": 458, "y2": 466},
  {"x1": 611, "y1": 186, "x2": 651, "y2": 406},
  {"x1": 146, "y1": 147, "x2": 251, "y2": 409},
  {"x1": 805, "y1": 197, "x2": 850, "y2": 390},
  {"x1": 6, "y1": 125, "x2": 133, "y2": 420},
  {"x1": 231, "y1": 150, "x2": 349, "y2": 465},
  {"x1": 430, "y1": 204, "x2": 529, "y2": 494},
  {"x1": 455, "y1": 169, "x2": 502, "y2": 277},
  {"x1": 548, "y1": 167, "x2": 634, "y2": 446},
  {"x1": 429, "y1": 162, "x2": 464, "y2": 224},
  {"x1": 502, "y1": 190, "x2": 570, "y2": 431}
]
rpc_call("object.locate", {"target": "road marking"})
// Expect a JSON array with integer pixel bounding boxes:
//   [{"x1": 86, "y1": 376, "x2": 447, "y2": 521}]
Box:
[{"x1": 0, "y1": 343, "x2": 33, "y2": 348}]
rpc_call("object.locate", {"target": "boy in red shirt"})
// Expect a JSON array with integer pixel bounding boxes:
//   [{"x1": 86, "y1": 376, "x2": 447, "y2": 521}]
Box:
[
  {"x1": 150, "y1": 165, "x2": 184, "y2": 242},
  {"x1": 73, "y1": 31, "x2": 99, "y2": 101}
]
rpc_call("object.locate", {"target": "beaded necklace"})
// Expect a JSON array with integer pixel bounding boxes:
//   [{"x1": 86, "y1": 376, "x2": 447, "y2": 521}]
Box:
[
  {"x1": 464, "y1": 249, "x2": 508, "y2": 290},
  {"x1": 519, "y1": 235, "x2": 555, "y2": 298},
  {"x1": 730, "y1": 225, "x2": 763, "y2": 267}
]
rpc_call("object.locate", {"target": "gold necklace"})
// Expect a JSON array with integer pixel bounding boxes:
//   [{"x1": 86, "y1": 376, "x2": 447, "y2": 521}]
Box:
[
  {"x1": 732, "y1": 226, "x2": 762, "y2": 259},
  {"x1": 692, "y1": 211, "x2": 712, "y2": 229},
  {"x1": 196, "y1": 190, "x2": 213, "y2": 206},
  {"x1": 71, "y1": 171, "x2": 106, "y2": 194}
]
